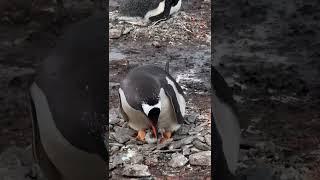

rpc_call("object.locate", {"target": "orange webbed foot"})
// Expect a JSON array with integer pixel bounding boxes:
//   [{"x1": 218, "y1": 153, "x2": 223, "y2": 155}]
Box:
[
  {"x1": 159, "y1": 131, "x2": 172, "y2": 144},
  {"x1": 136, "y1": 129, "x2": 146, "y2": 142}
]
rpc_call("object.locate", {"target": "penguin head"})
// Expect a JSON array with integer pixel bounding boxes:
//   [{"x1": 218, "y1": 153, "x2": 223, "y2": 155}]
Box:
[{"x1": 142, "y1": 100, "x2": 161, "y2": 138}]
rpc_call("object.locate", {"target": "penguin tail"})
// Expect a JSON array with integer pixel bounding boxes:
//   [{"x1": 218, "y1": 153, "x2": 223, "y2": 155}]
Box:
[{"x1": 165, "y1": 60, "x2": 170, "y2": 73}]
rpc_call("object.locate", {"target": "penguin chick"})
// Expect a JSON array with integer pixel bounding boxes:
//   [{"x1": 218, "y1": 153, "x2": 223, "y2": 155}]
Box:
[
  {"x1": 145, "y1": 129, "x2": 158, "y2": 144},
  {"x1": 119, "y1": 63, "x2": 186, "y2": 144},
  {"x1": 118, "y1": 0, "x2": 182, "y2": 25}
]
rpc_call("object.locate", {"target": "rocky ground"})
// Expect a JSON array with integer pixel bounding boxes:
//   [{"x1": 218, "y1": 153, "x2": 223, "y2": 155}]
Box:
[
  {"x1": 109, "y1": 0, "x2": 212, "y2": 178},
  {"x1": 214, "y1": 0, "x2": 320, "y2": 179}
]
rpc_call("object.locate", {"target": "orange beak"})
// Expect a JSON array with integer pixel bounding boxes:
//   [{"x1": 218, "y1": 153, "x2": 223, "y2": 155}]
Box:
[{"x1": 151, "y1": 125, "x2": 157, "y2": 138}]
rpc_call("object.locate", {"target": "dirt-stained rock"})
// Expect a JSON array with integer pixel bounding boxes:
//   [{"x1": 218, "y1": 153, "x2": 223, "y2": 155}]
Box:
[
  {"x1": 189, "y1": 151, "x2": 211, "y2": 166},
  {"x1": 168, "y1": 153, "x2": 189, "y2": 168},
  {"x1": 122, "y1": 164, "x2": 151, "y2": 177}
]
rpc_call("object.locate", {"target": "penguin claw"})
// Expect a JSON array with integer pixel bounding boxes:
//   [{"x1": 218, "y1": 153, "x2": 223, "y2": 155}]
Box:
[{"x1": 136, "y1": 129, "x2": 146, "y2": 142}]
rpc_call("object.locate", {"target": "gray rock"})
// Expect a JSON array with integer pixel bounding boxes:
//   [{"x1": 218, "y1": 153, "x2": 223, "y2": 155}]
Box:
[
  {"x1": 182, "y1": 145, "x2": 192, "y2": 156},
  {"x1": 175, "y1": 124, "x2": 191, "y2": 135},
  {"x1": 196, "y1": 136, "x2": 205, "y2": 142},
  {"x1": 173, "y1": 135, "x2": 188, "y2": 141},
  {"x1": 193, "y1": 139, "x2": 210, "y2": 151},
  {"x1": 113, "y1": 127, "x2": 135, "y2": 144},
  {"x1": 280, "y1": 167, "x2": 301, "y2": 180},
  {"x1": 169, "y1": 136, "x2": 195, "y2": 150},
  {"x1": 110, "y1": 146, "x2": 120, "y2": 154},
  {"x1": 109, "y1": 108, "x2": 121, "y2": 125},
  {"x1": 189, "y1": 151, "x2": 211, "y2": 166},
  {"x1": 204, "y1": 134, "x2": 211, "y2": 146},
  {"x1": 109, "y1": 28, "x2": 123, "y2": 39},
  {"x1": 190, "y1": 147, "x2": 201, "y2": 153},
  {"x1": 187, "y1": 113, "x2": 197, "y2": 124},
  {"x1": 144, "y1": 155, "x2": 158, "y2": 167},
  {"x1": 168, "y1": 153, "x2": 188, "y2": 168},
  {"x1": 122, "y1": 164, "x2": 151, "y2": 177},
  {"x1": 152, "y1": 41, "x2": 161, "y2": 48},
  {"x1": 115, "y1": 148, "x2": 144, "y2": 166},
  {"x1": 157, "y1": 139, "x2": 173, "y2": 150}
]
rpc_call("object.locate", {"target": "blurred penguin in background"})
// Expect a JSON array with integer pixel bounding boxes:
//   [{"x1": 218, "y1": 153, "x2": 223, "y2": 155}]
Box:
[
  {"x1": 28, "y1": 13, "x2": 107, "y2": 180},
  {"x1": 211, "y1": 66, "x2": 242, "y2": 180},
  {"x1": 118, "y1": 0, "x2": 182, "y2": 25}
]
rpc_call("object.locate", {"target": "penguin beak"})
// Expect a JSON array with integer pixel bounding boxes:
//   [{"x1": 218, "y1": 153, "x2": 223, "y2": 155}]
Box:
[{"x1": 150, "y1": 124, "x2": 158, "y2": 138}]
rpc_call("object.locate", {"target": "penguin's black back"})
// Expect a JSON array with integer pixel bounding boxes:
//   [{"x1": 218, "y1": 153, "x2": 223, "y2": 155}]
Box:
[
  {"x1": 121, "y1": 65, "x2": 184, "y2": 110},
  {"x1": 119, "y1": 0, "x2": 164, "y2": 17},
  {"x1": 35, "y1": 13, "x2": 107, "y2": 160}
]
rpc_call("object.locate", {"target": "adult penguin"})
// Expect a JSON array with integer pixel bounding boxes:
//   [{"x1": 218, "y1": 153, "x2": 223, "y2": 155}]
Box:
[
  {"x1": 118, "y1": 0, "x2": 182, "y2": 25},
  {"x1": 28, "y1": 12, "x2": 107, "y2": 180},
  {"x1": 118, "y1": 62, "x2": 186, "y2": 143},
  {"x1": 211, "y1": 66, "x2": 243, "y2": 180}
]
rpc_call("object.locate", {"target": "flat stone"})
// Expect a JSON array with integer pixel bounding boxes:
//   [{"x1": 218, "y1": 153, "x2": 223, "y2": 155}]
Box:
[
  {"x1": 190, "y1": 147, "x2": 201, "y2": 153},
  {"x1": 122, "y1": 164, "x2": 151, "y2": 177},
  {"x1": 109, "y1": 28, "x2": 123, "y2": 39},
  {"x1": 168, "y1": 153, "x2": 189, "y2": 168},
  {"x1": 157, "y1": 139, "x2": 173, "y2": 150},
  {"x1": 169, "y1": 136, "x2": 195, "y2": 150},
  {"x1": 175, "y1": 124, "x2": 191, "y2": 135},
  {"x1": 193, "y1": 139, "x2": 210, "y2": 151},
  {"x1": 189, "y1": 151, "x2": 211, "y2": 166},
  {"x1": 113, "y1": 127, "x2": 136, "y2": 144},
  {"x1": 144, "y1": 155, "x2": 158, "y2": 167},
  {"x1": 182, "y1": 145, "x2": 192, "y2": 156},
  {"x1": 187, "y1": 114, "x2": 197, "y2": 123},
  {"x1": 110, "y1": 146, "x2": 120, "y2": 154},
  {"x1": 109, "y1": 108, "x2": 121, "y2": 125},
  {"x1": 204, "y1": 134, "x2": 211, "y2": 146},
  {"x1": 196, "y1": 136, "x2": 205, "y2": 142}
]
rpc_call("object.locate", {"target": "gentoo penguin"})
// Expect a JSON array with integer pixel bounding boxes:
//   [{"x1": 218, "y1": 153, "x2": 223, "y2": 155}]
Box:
[
  {"x1": 28, "y1": 13, "x2": 107, "y2": 180},
  {"x1": 211, "y1": 66, "x2": 242, "y2": 180},
  {"x1": 118, "y1": 0, "x2": 182, "y2": 25},
  {"x1": 118, "y1": 62, "x2": 186, "y2": 143}
]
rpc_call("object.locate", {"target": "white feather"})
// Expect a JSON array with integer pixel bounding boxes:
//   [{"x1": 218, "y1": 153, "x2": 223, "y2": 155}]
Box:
[
  {"x1": 142, "y1": 101, "x2": 161, "y2": 115},
  {"x1": 169, "y1": 0, "x2": 182, "y2": 15}
]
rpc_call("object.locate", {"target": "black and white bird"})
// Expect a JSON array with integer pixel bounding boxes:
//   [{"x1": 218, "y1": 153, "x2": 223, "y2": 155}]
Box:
[
  {"x1": 28, "y1": 13, "x2": 107, "y2": 180},
  {"x1": 211, "y1": 66, "x2": 242, "y2": 180},
  {"x1": 118, "y1": 0, "x2": 182, "y2": 25},
  {"x1": 118, "y1": 62, "x2": 186, "y2": 143}
]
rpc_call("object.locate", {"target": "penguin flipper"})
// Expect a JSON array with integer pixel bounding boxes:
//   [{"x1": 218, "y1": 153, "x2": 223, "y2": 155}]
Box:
[
  {"x1": 119, "y1": 92, "x2": 130, "y2": 122},
  {"x1": 28, "y1": 88, "x2": 62, "y2": 180},
  {"x1": 164, "y1": 84, "x2": 184, "y2": 124}
]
